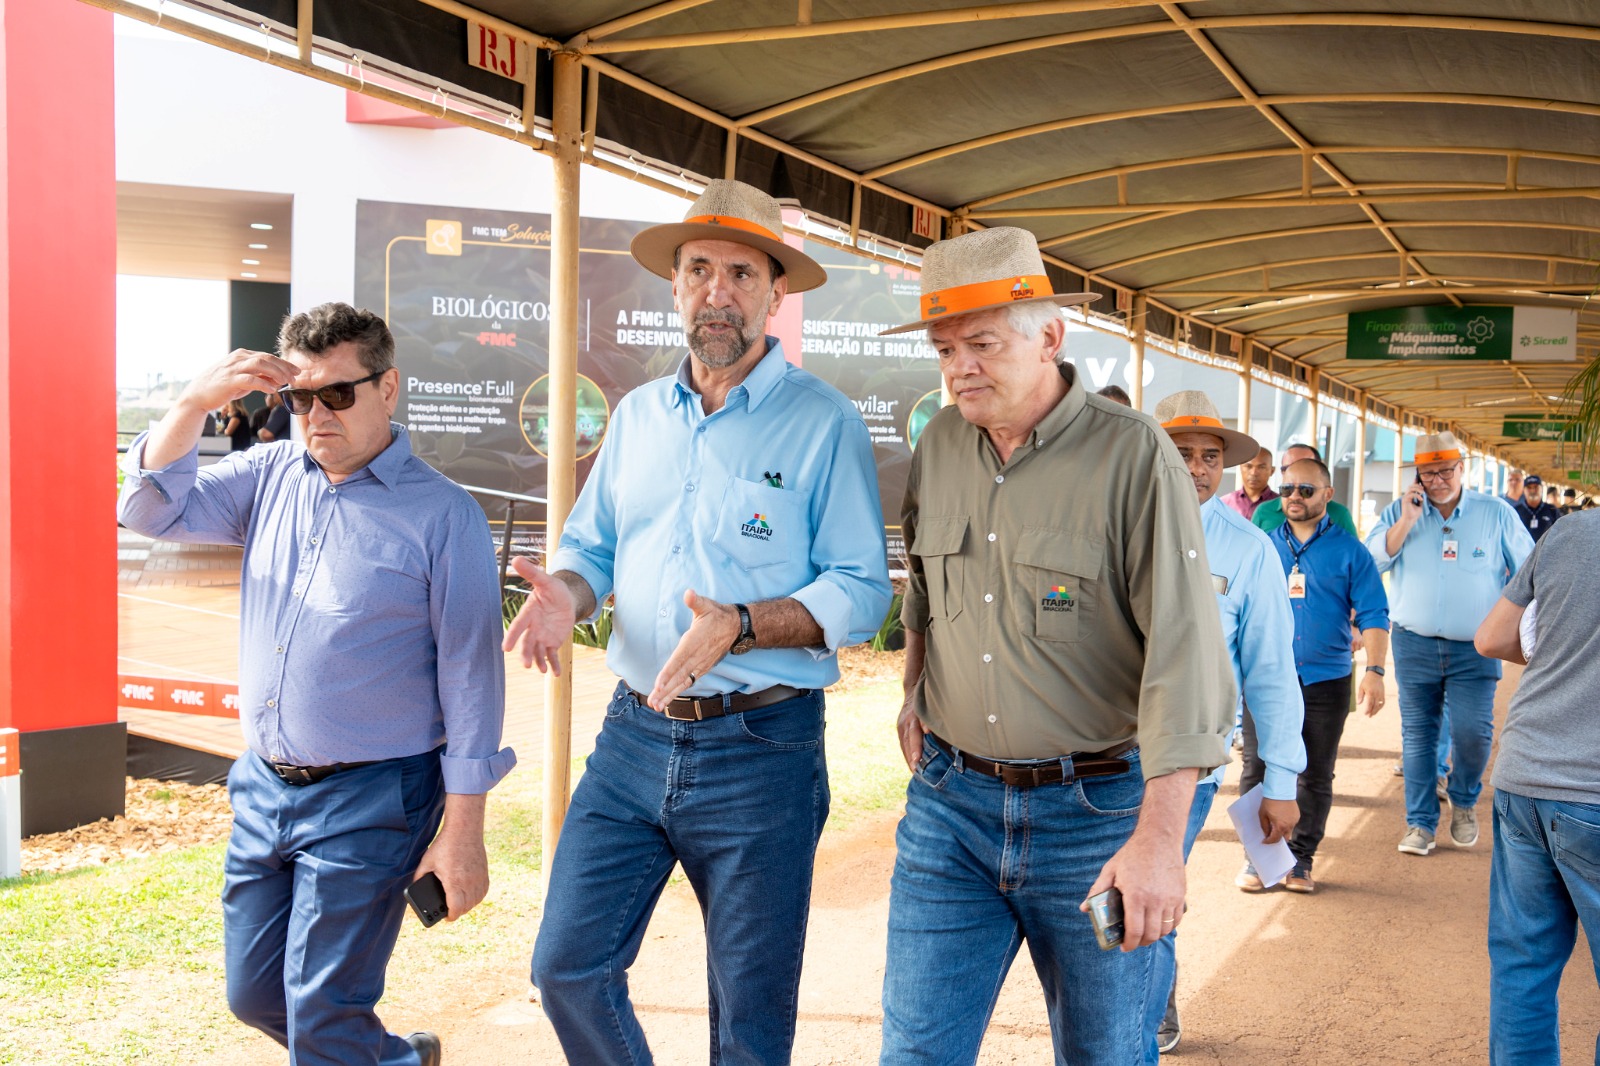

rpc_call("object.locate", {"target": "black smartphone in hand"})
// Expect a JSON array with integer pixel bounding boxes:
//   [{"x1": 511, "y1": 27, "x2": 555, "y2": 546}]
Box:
[{"x1": 404, "y1": 871, "x2": 449, "y2": 928}]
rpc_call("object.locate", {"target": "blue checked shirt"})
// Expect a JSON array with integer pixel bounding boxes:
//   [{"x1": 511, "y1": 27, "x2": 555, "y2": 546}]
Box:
[
  {"x1": 550, "y1": 340, "x2": 892, "y2": 695},
  {"x1": 1200, "y1": 496, "x2": 1306, "y2": 800},
  {"x1": 1364, "y1": 490, "x2": 1533, "y2": 642},
  {"x1": 118, "y1": 425, "x2": 515, "y2": 794},
  {"x1": 1271, "y1": 516, "x2": 1389, "y2": 685}
]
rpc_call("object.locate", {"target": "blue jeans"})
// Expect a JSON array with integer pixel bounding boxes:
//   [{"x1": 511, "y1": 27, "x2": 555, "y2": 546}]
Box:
[
  {"x1": 1392, "y1": 627, "x2": 1500, "y2": 832},
  {"x1": 1488, "y1": 788, "x2": 1600, "y2": 1065},
  {"x1": 531, "y1": 682, "x2": 829, "y2": 1065},
  {"x1": 880, "y1": 735, "x2": 1155, "y2": 1065},
  {"x1": 223, "y1": 750, "x2": 444, "y2": 1066},
  {"x1": 1143, "y1": 780, "x2": 1217, "y2": 1058}
]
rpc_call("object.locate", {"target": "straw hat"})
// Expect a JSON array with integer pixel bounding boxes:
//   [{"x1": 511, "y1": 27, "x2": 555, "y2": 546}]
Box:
[
  {"x1": 629, "y1": 179, "x2": 826, "y2": 292},
  {"x1": 1413, "y1": 431, "x2": 1464, "y2": 465},
  {"x1": 879, "y1": 227, "x2": 1099, "y2": 336},
  {"x1": 1155, "y1": 390, "x2": 1260, "y2": 466}
]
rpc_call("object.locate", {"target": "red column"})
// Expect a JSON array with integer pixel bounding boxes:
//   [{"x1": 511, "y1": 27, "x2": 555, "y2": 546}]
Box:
[{"x1": 0, "y1": 0, "x2": 118, "y2": 803}]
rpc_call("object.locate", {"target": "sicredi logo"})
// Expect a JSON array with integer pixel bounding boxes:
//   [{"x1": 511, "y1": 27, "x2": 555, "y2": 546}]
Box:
[
  {"x1": 741, "y1": 512, "x2": 773, "y2": 540},
  {"x1": 1041, "y1": 585, "x2": 1075, "y2": 612}
]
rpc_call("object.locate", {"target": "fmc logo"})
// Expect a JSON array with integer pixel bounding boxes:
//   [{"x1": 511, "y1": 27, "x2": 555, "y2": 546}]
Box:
[
  {"x1": 741, "y1": 512, "x2": 773, "y2": 540},
  {"x1": 1041, "y1": 585, "x2": 1075, "y2": 612}
]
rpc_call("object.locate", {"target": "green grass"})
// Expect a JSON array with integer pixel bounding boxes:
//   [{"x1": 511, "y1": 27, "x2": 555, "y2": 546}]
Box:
[{"x1": 0, "y1": 672, "x2": 909, "y2": 1064}]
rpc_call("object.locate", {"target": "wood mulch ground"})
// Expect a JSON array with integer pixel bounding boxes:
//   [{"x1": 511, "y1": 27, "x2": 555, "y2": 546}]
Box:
[{"x1": 19, "y1": 778, "x2": 233, "y2": 876}]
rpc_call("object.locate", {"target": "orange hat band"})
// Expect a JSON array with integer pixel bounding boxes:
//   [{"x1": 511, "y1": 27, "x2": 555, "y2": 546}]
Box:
[
  {"x1": 1415, "y1": 449, "x2": 1462, "y2": 463},
  {"x1": 922, "y1": 274, "x2": 1053, "y2": 320},
  {"x1": 1161, "y1": 415, "x2": 1227, "y2": 431},
  {"x1": 683, "y1": 214, "x2": 781, "y2": 243}
]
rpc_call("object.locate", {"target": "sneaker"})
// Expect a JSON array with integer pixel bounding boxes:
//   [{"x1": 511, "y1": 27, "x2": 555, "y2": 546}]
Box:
[
  {"x1": 1157, "y1": 1017, "x2": 1181, "y2": 1054},
  {"x1": 1436, "y1": 774, "x2": 1449, "y2": 804},
  {"x1": 1398, "y1": 825, "x2": 1436, "y2": 855},
  {"x1": 1235, "y1": 859, "x2": 1264, "y2": 891},
  {"x1": 1284, "y1": 860, "x2": 1316, "y2": 893},
  {"x1": 1391, "y1": 760, "x2": 1404, "y2": 777},
  {"x1": 1450, "y1": 804, "x2": 1479, "y2": 847}
]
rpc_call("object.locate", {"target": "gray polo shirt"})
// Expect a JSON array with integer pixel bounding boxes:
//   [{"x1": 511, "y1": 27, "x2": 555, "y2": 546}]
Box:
[
  {"x1": 1492, "y1": 511, "x2": 1600, "y2": 805},
  {"x1": 902, "y1": 366, "x2": 1234, "y2": 778}
]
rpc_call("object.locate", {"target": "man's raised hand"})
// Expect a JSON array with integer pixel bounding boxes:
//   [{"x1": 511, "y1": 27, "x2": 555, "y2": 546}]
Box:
[{"x1": 503, "y1": 557, "x2": 579, "y2": 673}]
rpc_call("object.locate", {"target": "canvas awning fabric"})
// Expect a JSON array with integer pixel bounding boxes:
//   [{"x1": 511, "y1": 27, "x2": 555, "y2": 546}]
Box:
[{"x1": 148, "y1": 0, "x2": 1600, "y2": 475}]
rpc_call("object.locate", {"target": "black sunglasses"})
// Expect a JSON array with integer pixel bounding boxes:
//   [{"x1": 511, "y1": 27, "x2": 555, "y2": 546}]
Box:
[
  {"x1": 278, "y1": 370, "x2": 385, "y2": 414},
  {"x1": 1280, "y1": 483, "x2": 1323, "y2": 499}
]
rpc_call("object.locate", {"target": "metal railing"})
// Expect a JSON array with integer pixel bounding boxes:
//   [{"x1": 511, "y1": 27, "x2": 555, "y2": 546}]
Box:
[{"x1": 455, "y1": 483, "x2": 548, "y2": 590}]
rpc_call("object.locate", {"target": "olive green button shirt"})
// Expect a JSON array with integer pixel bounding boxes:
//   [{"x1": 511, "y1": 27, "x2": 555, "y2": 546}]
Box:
[{"x1": 902, "y1": 367, "x2": 1235, "y2": 779}]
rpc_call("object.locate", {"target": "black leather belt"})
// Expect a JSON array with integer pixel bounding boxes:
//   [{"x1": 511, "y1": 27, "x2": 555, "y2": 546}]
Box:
[
  {"x1": 629, "y1": 684, "x2": 806, "y2": 722},
  {"x1": 266, "y1": 759, "x2": 379, "y2": 786},
  {"x1": 927, "y1": 732, "x2": 1135, "y2": 788}
]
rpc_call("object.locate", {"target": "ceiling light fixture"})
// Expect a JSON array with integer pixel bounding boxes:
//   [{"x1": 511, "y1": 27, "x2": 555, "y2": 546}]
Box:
[
  {"x1": 248, "y1": 243, "x2": 268, "y2": 250},
  {"x1": 250, "y1": 222, "x2": 273, "y2": 230},
  {"x1": 242, "y1": 259, "x2": 260, "y2": 265},
  {"x1": 240, "y1": 271, "x2": 258, "y2": 278}
]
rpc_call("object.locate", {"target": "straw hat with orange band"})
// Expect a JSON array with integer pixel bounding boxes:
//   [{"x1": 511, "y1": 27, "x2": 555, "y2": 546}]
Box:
[
  {"x1": 879, "y1": 227, "x2": 1099, "y2": 336},
  {"x1": 1412, "y1": 431, "x2": 1464, "y2": 467},
  {"x1": 1153, "y1": 390, "x2": 1261, "y2": 466},
  {"x1": 629, "y1": 179, "x2": 827, "y2": 293}
]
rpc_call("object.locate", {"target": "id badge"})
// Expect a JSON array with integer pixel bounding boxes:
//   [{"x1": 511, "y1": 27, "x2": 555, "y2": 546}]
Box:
[
  {"x1": 1287, "y1": 568, "x2": 1307, "y2": 599},
  {"x1": 1442, "y1": 539, "x2": 1459, "y2": 562}
]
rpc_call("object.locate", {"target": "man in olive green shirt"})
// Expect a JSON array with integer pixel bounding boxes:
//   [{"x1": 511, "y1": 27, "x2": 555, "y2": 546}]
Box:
[{"x1": 877, "y1": 227, "x2": 1235, "y2": 1066}]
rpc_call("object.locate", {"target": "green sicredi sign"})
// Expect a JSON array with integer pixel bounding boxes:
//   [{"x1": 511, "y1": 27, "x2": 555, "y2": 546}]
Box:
[
  {"x1": 1501, "y1": 416, "x2": 1582, "y2": 443},
  {"x1": 1348, "y1": 305, "x2": 1578, "y2": 361}
]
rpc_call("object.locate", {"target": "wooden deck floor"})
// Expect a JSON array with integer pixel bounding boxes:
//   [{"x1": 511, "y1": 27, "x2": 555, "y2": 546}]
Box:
[{"x1": 117, "y1": 532, "x2": 618, "y2": 766}]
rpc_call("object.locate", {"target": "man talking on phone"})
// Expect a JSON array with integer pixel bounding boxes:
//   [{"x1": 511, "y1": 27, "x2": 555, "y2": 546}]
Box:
[
  {"x1": 1365, "y1": 431, "x2": 1530, "y2": 858},
  {"x1": 119, "y1": 303, "x2": 515, "y2": 1066}
]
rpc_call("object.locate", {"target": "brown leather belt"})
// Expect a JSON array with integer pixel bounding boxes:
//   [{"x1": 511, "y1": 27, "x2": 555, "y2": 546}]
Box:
[
  {"x1": 927, "y1": 732, "x2": 1135, "y2": 788},
  {"x1": 629, "y1": 684, "x2": 807, "y2": 722},
  {"x1": 266, "y1": 759, "x2": 379, "y2": 786}
]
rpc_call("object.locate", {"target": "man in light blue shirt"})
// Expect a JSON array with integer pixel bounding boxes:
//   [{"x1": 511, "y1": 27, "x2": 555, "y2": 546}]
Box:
[
  {"x1": 119, "y1": 303, "x2": 514, "y2": 1066},
  {"x1": 505, "y1": 181, "x2": 891, "y2": 1065},
  {"x1": 1365, "y1": 431, "x2": 1533, "y2": 857},
  {"x1": 1149, "y1": 391, "x2": 1306, "y2": 1055}
]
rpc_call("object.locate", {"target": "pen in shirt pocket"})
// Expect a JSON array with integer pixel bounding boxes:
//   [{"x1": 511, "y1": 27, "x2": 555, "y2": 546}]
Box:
[{"x1": 762, "y1": 471, "x2": 785, "y2": 489}]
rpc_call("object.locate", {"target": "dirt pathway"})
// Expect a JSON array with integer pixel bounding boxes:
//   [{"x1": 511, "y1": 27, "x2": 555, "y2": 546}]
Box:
[{"x1": 243, "y1": 664, "x2": 1599, "y2": 1063}]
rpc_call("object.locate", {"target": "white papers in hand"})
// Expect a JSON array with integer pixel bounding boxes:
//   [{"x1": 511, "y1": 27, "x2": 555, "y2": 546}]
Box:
[{"x1": 1227, "y1": 784, "x2": 1296, "y2": 887}]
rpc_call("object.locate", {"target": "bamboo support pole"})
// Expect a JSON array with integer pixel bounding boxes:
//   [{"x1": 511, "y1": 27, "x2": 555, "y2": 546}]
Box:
[
  {"x1": 541, "y1": 51, "x2": 583, "y2": 899},
  {"x1": 968, "y1": 185, "x2": 1600, "y2": 219},
  {"x1": 1236, "y1": 343, "x2": 1253, "y2": 491},
  {"x1": 1352, "y1": 408, "x2": 1368, "y2": 527},
  {"x1": 296, "y1": 0, "x2": 313, "y2": 63},
  {"x1": 582, "y1": 7, "x2": 1600, "y2": 55},
  {"x1": 78, "y1": 0, "x2": 551, "y2": 149},
  {"x1": 1130, "y1": 295, "x2": 1148, "y2": 411}
]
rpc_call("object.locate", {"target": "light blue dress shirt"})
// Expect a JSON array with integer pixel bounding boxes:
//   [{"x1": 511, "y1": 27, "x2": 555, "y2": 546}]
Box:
[
  {"x1": 1364, "y1": 489, "x2": 1533, "y2": 642},
  {"x1": 550, "y1": 340, "x2": 892, "y2": 695},
  {"x1": 118, "y1": 425, "x2": 515, "y2": 794},
  {"x1": 1200, "y1": 495, "x2": 1306, "y2": 800}
]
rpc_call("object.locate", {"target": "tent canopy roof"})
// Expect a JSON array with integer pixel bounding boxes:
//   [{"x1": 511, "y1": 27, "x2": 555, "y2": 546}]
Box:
[{"x1": 150, "y1": 0, "x2": 1600, "y2": 475}]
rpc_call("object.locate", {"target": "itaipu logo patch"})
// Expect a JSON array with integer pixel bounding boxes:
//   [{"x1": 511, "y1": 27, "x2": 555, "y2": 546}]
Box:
[
  {"x1": 1041, "y1": 585, "x2": 1075, "y2": 612},
  {"x1": 1010, "y1": 278, "x2": 1034, "y2": 300},
  {"x1": 741, "y1": 512, "x2": 773, "y2": 540},
  {"x1": 1472, "y1": 547, "x2": 1486, "y2": 558}
]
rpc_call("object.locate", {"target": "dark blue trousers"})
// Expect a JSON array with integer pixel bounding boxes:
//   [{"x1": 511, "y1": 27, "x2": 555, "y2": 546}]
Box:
[{"x1": 223, "y1": 750, "x2": 444, "y2": 1066}]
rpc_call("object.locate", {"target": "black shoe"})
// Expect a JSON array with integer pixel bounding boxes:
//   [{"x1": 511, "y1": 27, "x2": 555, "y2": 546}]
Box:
[{"x1": 405, "y1": 1031, "x2": 442, "y2": 1066}]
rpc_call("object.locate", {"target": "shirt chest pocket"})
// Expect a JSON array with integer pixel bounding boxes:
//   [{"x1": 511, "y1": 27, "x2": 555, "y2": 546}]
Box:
[
  {"x1": 319, "y1": 539, "x2": 426, "y2": 614},
  {"x1": 1016, "y1": 529, "x2": 1102, "y2": 643},
  {"x1": 910, "y1": 516, "x2": 968, "y2": 623},
  {"x1": 712, "y1": 477, "x2": 800, "y2": 571}
]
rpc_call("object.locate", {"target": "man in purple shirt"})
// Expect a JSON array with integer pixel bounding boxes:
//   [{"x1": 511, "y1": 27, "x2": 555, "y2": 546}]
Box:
[
  {"x1": 1222, "y1": 446, "x2": 1277, "y2": 520},
  {"x1": 118, "y1": 303, "x2": 514, "y2": 1066}
]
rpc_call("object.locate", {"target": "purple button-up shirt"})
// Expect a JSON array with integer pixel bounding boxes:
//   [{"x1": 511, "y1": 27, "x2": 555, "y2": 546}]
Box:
[
  {"x1": 118, "y1": 425, "x2": 515, "y2": 794},
  {"x1": 1222, "y1": 485, "x2": 1278, "y2": 521}
]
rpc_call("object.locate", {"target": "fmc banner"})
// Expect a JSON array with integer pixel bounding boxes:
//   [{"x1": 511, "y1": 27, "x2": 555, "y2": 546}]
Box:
[
  {"x1": 354, "y1": 200, "x2": 939, "y2": 559},
  {"x1": 1347, "y1": 305, "x2": 1578, "y2": 361}
]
